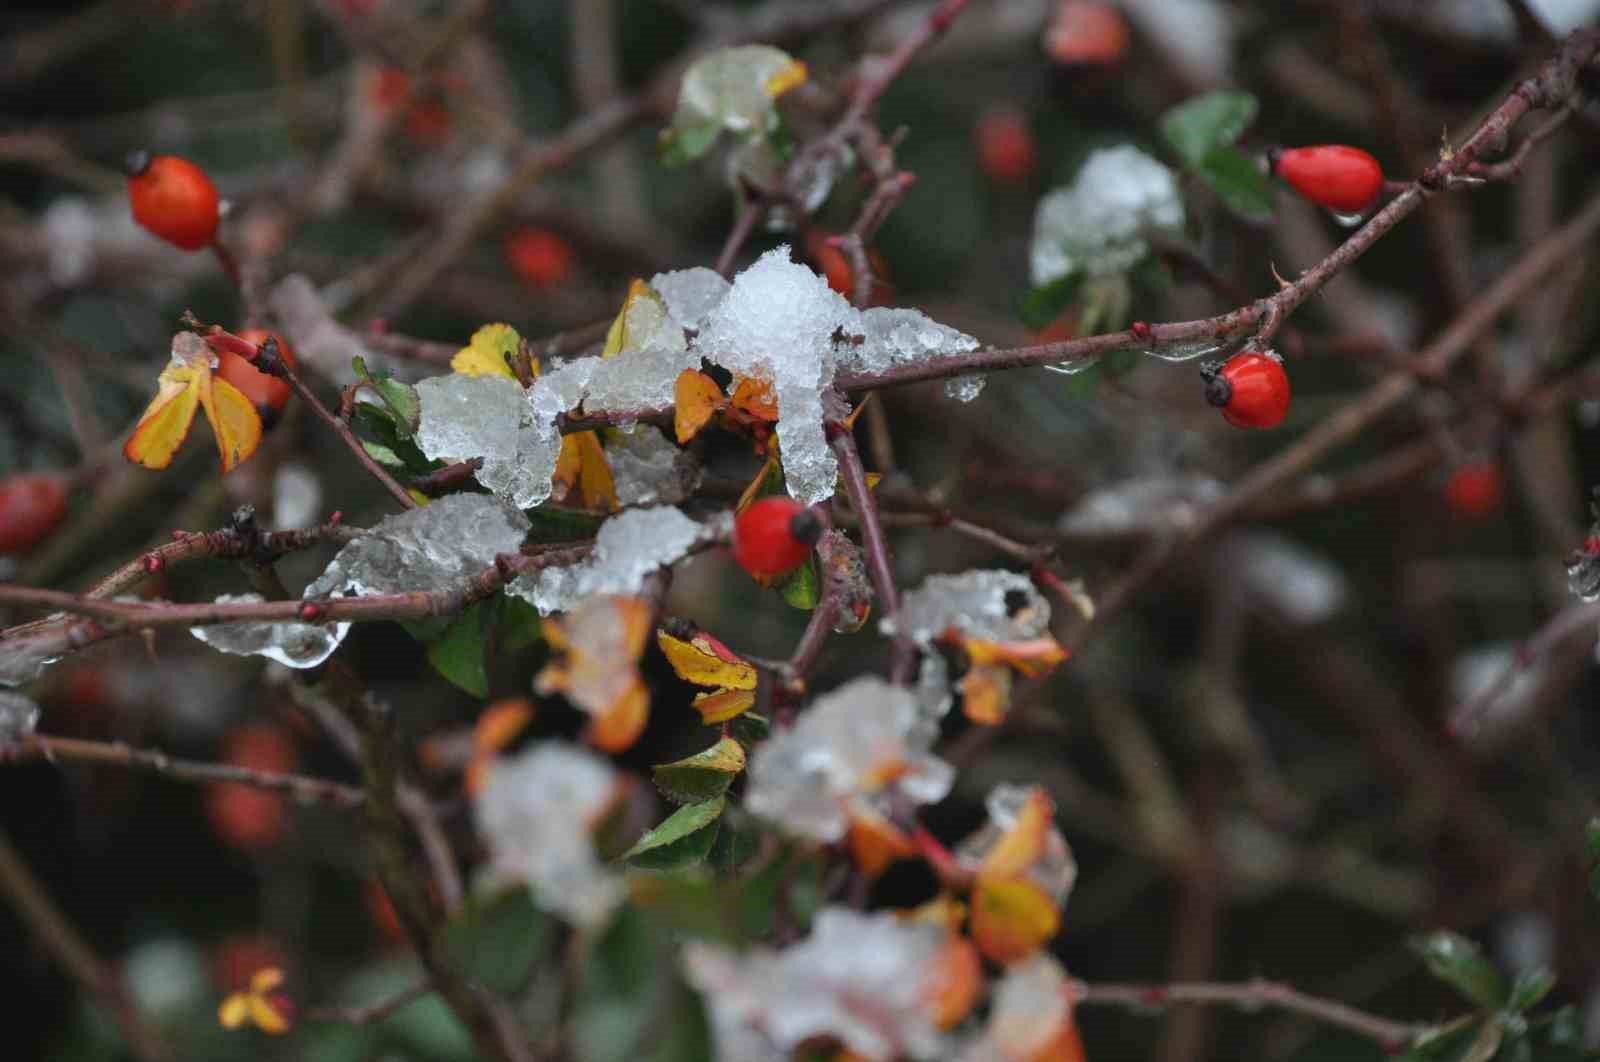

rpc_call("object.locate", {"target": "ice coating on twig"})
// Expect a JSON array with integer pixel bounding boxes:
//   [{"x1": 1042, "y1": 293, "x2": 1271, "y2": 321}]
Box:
[
  {"x1": 305, "y1": 493, "x2": 530, "y2": 599},
  {"x1": 0, "y1": 639, "x2": 58, "y2": 688},
  {"x1": 0, "y1": 692, "x2": 41, "y2": 741},
  {"x1": 956, "y1": 784, "x2": 1077, "y2": 903},
  {"x1": 414, "y1": 373, "x2": 564, "y2": 507},
  {"x1": 189, "y1": 593, "x2": 347, "y2": 669},
  {"x1": 474, "y1": 741, "x2": 624, "y2": 927},
  {"x1": 1030, "y1": 145, "x2": 1184, "y2": 284},
  {"x1": 836, "y1": 307, "x2": 980, "y2": 376},
  {"x1": 682, "y1": 907, "x2": 948, "y2": 1060},
  {"x1": 607, "y1": 426, "x2": 699, "y2": 506},
  {"x1": 744, "y1": 677, "x2": 954, "y2": 843},
  {"x1": 884, "y1": 570, "x2": 1050, "y2": 647},
  {"x1": 507, "y1": 506, "x2": 707, "y2": 615}
]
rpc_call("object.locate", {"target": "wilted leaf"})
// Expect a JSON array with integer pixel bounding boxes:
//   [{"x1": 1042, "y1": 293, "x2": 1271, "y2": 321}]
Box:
[
  {"x1": 960, "y1": 664, "x2": 1013, "y2": 725},
  {"x1": 1159, "y1": 90, "x2": 1258, "y2": 167},
  {"x1": 452, "y1": 323, "x2": 521, "y2": 379},
  {"x1": 554, "y1": 431, "x2": 618, "y2": 511},
  {"x1": 691, "y1": 688, "x2": 757, "y2": 725},
  {"x1": 657, "y1": 629, "x2": 757, "y2": 691},
  {"x1": 538, "y1": 597, "x2": 653, "y2": 753},
  {"x1": 591, "y1": 681, "x2": 650, "y2": 754},
  {"x1": 675, "y1": 369, "x2": 725, "y2": 443},
  {"x1": 464, "y1": 698, "x2": 534, "y2": 796},
  {"x1": 846, "y1": 807, "x2": 916, "y2": 879},
  {"x1": 729, "y1": 375, "x2": 779, "y2": 422},
  {"x1": 964, "y1": 636, "x2": 1070, "y2": 678},
  {"x1": 971, "y1": 876, "x2": 1061, "y2": 964},
  {"x1": 654, "y1": 737, "x2": 746, "y2": 805},
  {"x1": 979, "y1": 787, "x2": 1055, "y2": 880},
  {"x1": 125, "y1": 332, "x2": 263, "y2": 473}
]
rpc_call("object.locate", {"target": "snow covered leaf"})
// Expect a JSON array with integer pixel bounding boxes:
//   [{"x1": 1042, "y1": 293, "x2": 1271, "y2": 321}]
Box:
[
  {"x1": 729, "y1": 376, "x2": 779, "y2": 422},
  {"x1": 464, "y1": 697, "x2": 534, "y2": 796},
  {"x1": 653, "y1": 736, "x2": 746, "y2": 805},
  {"x1": 1030, "y1": 145, "x2": 1184, "y2": 285},
  {"x1": 745, "y1": 678, "x2": 954, "y2": 843},
  {"x1": 606, "y1": 425, "x2": 698, "y2": 507},
  {"x1": 971, "y1": 876, "x2": 1061, "y2": 965},
  {"x1": 536, "y1": 596, "x2": 652, "y2": 754},
  {"x1": 970, "y1": 955, "x2": 1084, "y2": 1062},
  {"x1": 887, "y1": 570, "x2": 1052, "y2": 648},
  {"x1": 682, "y1": 907, "x2": 948, "y2": 1060},
  {"x1": 660, "y1": 45, "x2": 807, "y2": 165},
  {"x1": 125, "y1": 331, "x2": 262, "y2": 473},
  {"x1": 452, "y1": 323, "x2": 521, "y2": 378},
  {"x1": 959, "y1": 785, "x2": 1078, "y2": 907},
  {"x1": 623, "y1": 796, "x2": 725, "y2": 870},
  {"x1": 979, "y1": 787, "x2": 1055, "y2": 880},
  {"x1": 657, "y1": 627, "x2": 757, "y2": 691},
  {"x1": 552, "y1": 429, "x2": 618, "y2": 511},
  {"x1": 603, "y1": 279, "x2": 675, "y2": 357},
  {"x1": 651, "y1": 267, "x2": 731, "y2": 331},
  {"x1": 692, "y1": 688, "x2": 757, "y2": 725},
  {"x1": 959, "y1": 664, "x2": 1012, "y2": 725},
  {"x1": 474, "y1": 741, "x2": 626, "y2": 926},
  {"x1": 674, "y1": 369, "x2": 724, "y2": 443},
  {"x1": 847, "y1": 806, "x2": 916, "y2": 879}
]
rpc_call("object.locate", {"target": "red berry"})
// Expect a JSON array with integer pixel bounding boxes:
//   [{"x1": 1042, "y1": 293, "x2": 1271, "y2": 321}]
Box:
[
  {"x1": 1445, "y1": 462, "x2": 1504, "y2": 520},
  {"x1": 218, "y1": 329, "x2": 297, "y2": 418},
  {"x1": 733, "y1": 498, "x2": 821, "y2": 579},
  {"x1": 976, "y1": 108, "x2": 1037, "y2": 184},
  {"x1": 1202, "y1": 352, "x2": 1290, "y2": 429},
  {"x1": 1270, "y1": 145, "x2": 1385, "y2": 215},
  {"x1": 1044, "y1": 1, "x2": 1130, "y2": 66},
  {"x1": 125, "y1": 152, "x2": 219, "y2": 251},
  {"x1": 505, "y1": 227, "x2": 574, "y2": 288},
  {"x1": 0, "y1": 474, "x2": 68, "y2": 554}
]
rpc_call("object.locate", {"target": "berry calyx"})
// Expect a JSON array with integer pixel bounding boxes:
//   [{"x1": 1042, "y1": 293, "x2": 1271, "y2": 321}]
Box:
[
  {"x1": 734, "y1": 497, "x2": 822, "y2": 579},
  {"x1": 1201, "y1": 352, "x2": 1290, "y2": 429},
  {"x1": 1444, "y1": 461, "x2": 1504, "y2": 520},
  {"x1": 0, "y1": 474, "x2": 68, "y2": 554},
  {"x1": 125, "y1": 151, "x2": 220, "y2": 251},
  {"x1": 218, "y1": 329, "x2": 298, "y2": 423},
  {"x1": 1269, "y1": 145, "x2": 1385, "y2": 215},
  {"x1": 976, "y1": 107, "x2": 1037, "y2": 184}
]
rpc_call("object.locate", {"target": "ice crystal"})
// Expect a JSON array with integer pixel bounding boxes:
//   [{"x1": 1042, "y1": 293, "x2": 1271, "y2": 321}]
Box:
[
  {"x1": 1030, "y1": 145, "x2": 1184, "y2": 285},
  {"x1": 0, "y1": 638, "x2": 58, "y2": 688},
  {"x1": 956, "y1": 784, "x2": 1077, "y2": 902},
  {"x1": 306, "y1": 493, "x2": 529, "y2": 599},
  {"x1": 884, "y1": 570, "x2": 1050, "y2": 648},
  {"x1": 607, "y1": 426, "x2": 698, "y2": 506},
  {"x1": 744, "y1": 677, "x2": 954, "y2": 843},
  {"x1": 414, "y1": 373, "x2": 562, "y2": 509},
  {"x1": 673, "y1": 45, "x2": 800, "y2": 137},
  {"x1": 682, "y1": 907, "x2": 948, "y2": 1061},
  {"x1": 651, "y1": 267, "x2": 731, "y2": 332},
  {"x1": 508, "y1": 506, "x2": 705, "y2": 614},
  {"x1": 944, "y1": 374, "x2": 986, "y2": 402},
  {"x1": 474, "y1": 742, "x2": 624, "y2": 927},
  {"x1": 838, "y1": 307, "x2": 980, "y2": 376},
  {"x1": 0, "y1": 692, "x2": 40, "y2": 741},
  {"x1": 190, "y1": 594, "x2": 347, "y2": 669}
]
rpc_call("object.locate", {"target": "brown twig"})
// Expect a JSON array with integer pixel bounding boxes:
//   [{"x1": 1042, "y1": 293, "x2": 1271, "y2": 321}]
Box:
[
  {"x1": 306, "y1": 979, "x2": 434, "y2": 1026},
  {"x1": 1449, "y1": 597, "x2": 1600, "y2": 737}
]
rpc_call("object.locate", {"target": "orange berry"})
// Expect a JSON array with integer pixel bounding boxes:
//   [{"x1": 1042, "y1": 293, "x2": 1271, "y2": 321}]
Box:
[
  {"x1": 505, "y1": 227, "x2": 574, "y2": 288},
  {"x1": 125, "y1": 152, "x2": 219, "y2": 251},
  {"x1": 218, "y1": 329, "x2": 297, "y2": 419},
  {"x1": 1044, "y1": 1, "x2": 1130, "y2": 66}
]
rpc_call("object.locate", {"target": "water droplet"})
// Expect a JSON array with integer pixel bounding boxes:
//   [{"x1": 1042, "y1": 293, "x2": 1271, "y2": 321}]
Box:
[
  {"x1": 1328, "y1": 209, "x2": 1365, "y2": 228},
  {"x1": 1566, "y1": 549, "x2": 1600, "y2": 602},
  {"x1": 1045, "y1": 356, "x2": 1099, "y2": 375},
  {"x1": 1141, "y1": 341, "x2": 1221, "y2": 363}
]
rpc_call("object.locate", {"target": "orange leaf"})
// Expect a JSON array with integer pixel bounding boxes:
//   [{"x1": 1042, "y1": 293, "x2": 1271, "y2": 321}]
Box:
[
  {"x1": 472, "y1": 698, "x2": 534, "y2": 756},
  {"x1": 691, "y1": 688, "x2": 756, "y2": 724},
  {"x1": 959, "y1": 664, "x2": 1012, "y2": 725},
  {"x1": 590, "y1": 679, "x2": 649, "y2": 753},
  {"x1": 729, "y1": 375, "x2": 779, "y2": 422},
  {"x1": 202, "y1": 375, "x2": 265, "y2": 473},
  {"x1": 675, "y1": 369, "x2": 725, "y2": 444},
  {"x1": 965, "y1": 637, "x2": 1070, "y2": 678},
  {"x1": 1031, "y1": 1016, "x2": 1088, "y2": 1062},
  {"x1": 979, "y1": 787, "x2": 1055, "y2": 880},
  {"x1": 554, "y1": 431, "x2": 617, "y2": 510},
  {"x1": 656, "y1": 629, "x2": 757, "y2": 690},
  {"x1": 536, "y1": 597, "x2": 652, "y2": 745},
  {"x1": 923, "y1": 933, "x2": 983, "y2": 1030},
  {"x1": 847, "y1": 807, "x2": 916, "y2": 879},
  {"x1": 124, "y1": 369, "x2": 202, "y2": 470},
  {"x1": 971, "y1": 876, "x2": 1061, "y2": 965}
]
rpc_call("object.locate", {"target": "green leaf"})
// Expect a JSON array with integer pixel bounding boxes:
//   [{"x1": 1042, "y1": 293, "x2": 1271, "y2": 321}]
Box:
[
  {"x1": 351, "y1": 357, "x2": 421, "y2": 436},
  {"x1": 1018, "y1": 272, "x2": 1085, "y2": 330},
  {"x1": 775, "y1": 556, "x2": 818, "y2": 610},
  {"x1": 1507, "y1": 967, "x2": 1556, "y2": 1013},
  {"x1": 624, "y1": 798, "x2": 725, "y2": 870},
  {"x1": 1160, "y1": 90, "x2": 1258, "y2": 167},
  {"x1": 1586, "y1": 818, "x2": 1600, "y2": 859},
  {"x1": 575, "y1": 904, "x2": 659, "y2": 1062},
  {"x1": 649, "y1": 982, "x2": 714, "y2": 1062},
  {"x1": 1405, "y1": 1019, "x2": 1482, "y2": 1062},
  {"x1": 1195, "y1": 145, "x2": 1274, "y2": 221},
  {"x1": 658, "y1": 121, "x2": 722, "y2": 166},
  {"x1": 706, "y1": 817, "x2": 760, "y2": 875},
  {"x1": 653, "y1": 738, "x2": 745, "y2": 805},
  {"x1": 426, "y1": 599, "x2": 490, "y2": 697},
  {"x1": 351, "y1": 403, "x2": 437, "y2": 476},
  {"x1": 498, "y1": 594, "x2": 544, "y2": 652},
  {"x1": 526, "y1": 504, "x2": 607, "y2": 541},
  {"x1": 443, "y1": 887, "x2": 551, "y2": 995},
  {"x1": 362, "y1": 438, "x2": 405, "y2": 469},
  {"x1": 1412, "y1": 931, "x2": 1509, "y2": 1009},
  {"x1": 1458, "y1": 1021, "x2": 1505, "y2": 1062}
]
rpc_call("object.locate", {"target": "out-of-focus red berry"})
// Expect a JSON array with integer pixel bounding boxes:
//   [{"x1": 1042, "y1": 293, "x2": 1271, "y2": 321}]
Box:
[
  {"x1": 1445, "y1": 462, "x2": 1504, "y2": 520},
  {"x1": 803, "y1": 230, "x2": 891, "y2": 305},
  {"x1": 505, "y1": 227, "x2": 575, "y2": 288},
  {"x1": 1044, "y1": 1, "x2": 1130, "y2": 66},
  {"x1": 212, "y1": 934, "x2": 288, "y2": 991},
  {"x1": 126, "y1": 153, "x2": 219, "y2": 251},
  {"x1": 1271, "y1": 145, "x2": 1386, "y2": 215},
  {"x1": 217, "y1": 329, "x2": 297, "y2": 416},
  {"x1": 205, "y1": 724, "x2": 298, "y2": 851},
  {"x1": 734, "y1": 497, "x2": 822, "y2": 580},
  {"x1": 1202, "y1": 352, "x2": 1291, "y2": 429},
  {"x1": 976, "y1": 108, "x2": 1038, "y2": 184},
  {"x1": 0, "y1": 474, "x2": 68, "y2": 554}
]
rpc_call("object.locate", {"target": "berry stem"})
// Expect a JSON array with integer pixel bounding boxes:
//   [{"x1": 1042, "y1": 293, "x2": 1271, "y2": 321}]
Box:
[{"x1": 210, "y1": 239, "x2": 241, "y2": 288}]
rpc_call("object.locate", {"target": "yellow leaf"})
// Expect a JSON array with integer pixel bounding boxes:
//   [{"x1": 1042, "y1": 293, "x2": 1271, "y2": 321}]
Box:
[
  {"x1": 553, "y1": 431, "x2": 618, "y2": 510},
  {"x1": 451, "y1": 323, "x2": 521, "y2": 378},
  {"x1": 965, "y1": 637, "x2": 1069, "y2": 678},
  {"x1": 656, "y1": 629, "x2": 757, "y2": 690},
  {"x1": 691, "y1": 688, "x2": 756, "y2": 724},
  {"x1": 979, "y1": 787, "x2": 1054, "y2": 880},
  {"x1": 959, "y1": 664, "x2": 1012, "y2": 725},
  {"x1": 123, "y1": 368, "x2": 202, "y2": 470},
  {"x1": 763, "y1": 58, "x2": 808, "y2": 98},
  {"x1": 729, "y1": 375, "x2": 779, "y2": 422},
  {"x1": 971, "y1": 876, "x2": 1061, "y2": 964},
  {"x1": 602, "y1": 279, "x2": 668, "y2": 357},
  {"x1": 247, "y1": 993, "x2": 291, "y2": 1035},
  {"x1": 591, "y1": 679, "x2": 649, "y2": 753},
  {"x1": 202, "y1": 375, "x2": 264, "y2": 473},
  {"x1": 675, "y1": 369, "x2": 724, "y2": 444},
  {"x1": 899, "y1": 894, "x2": 968, "y2": 932},
  {"x1": 218, "y1": 993, "x2": 250, "y2": 1029},
  {"x1": 249, "y1": 968, "x2": 285, "y2": 994}
]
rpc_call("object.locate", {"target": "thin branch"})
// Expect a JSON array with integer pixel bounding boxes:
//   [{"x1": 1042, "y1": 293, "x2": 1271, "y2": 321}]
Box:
[
  {"x1": 0, "y1": 734, "x2": 365, "y2": 808},
  {"x1": 1075, "y1": 978, "x2": 1430, "y2": 1051},
  {"x1": 306, "y1": 979, "x2": 434, "y2": 1026},
  {"x1": 1449, "y1": 597, "x2": 1600, "y2": 736}
]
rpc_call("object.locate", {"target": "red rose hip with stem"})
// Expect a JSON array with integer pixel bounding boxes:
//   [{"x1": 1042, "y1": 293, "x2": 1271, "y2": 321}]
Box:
[
  {"x1": 1269, "y1": 145, "x2": 1385, "y2": 215},
  {"x1": 734, "y1": 497, "x2": 822, "y2": 579},
  {"x1": 1445, "y1": 461, "x2": 1504, "y2": 520},
  {"x1": 217, "y1": 329, "x2": 298, "y2": 426},
  {"x1": 0, "y1": 474, "x2": 69, "y2": 554},
  {"x1": 125, "y1": 151, "x2": 220, "y2": 251},
  {"x1": 1202, "y1": 352, "x2": 1290, "y2": 429}
]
